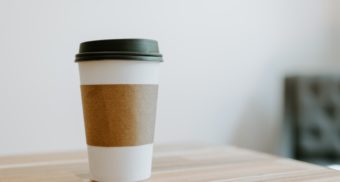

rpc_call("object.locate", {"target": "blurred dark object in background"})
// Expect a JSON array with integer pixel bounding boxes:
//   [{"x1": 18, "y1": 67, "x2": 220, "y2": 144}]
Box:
[{"x1": 284, "y1": 76, "x2": 340, "y2": 166}]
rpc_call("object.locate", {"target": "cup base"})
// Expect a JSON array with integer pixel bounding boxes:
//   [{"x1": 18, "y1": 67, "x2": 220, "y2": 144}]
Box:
[{"x1": 87, "y1": 144, "x2": 153, "y2": 182}]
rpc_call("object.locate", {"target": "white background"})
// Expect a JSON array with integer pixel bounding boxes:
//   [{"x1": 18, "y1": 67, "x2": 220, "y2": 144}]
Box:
[{"x1": 0, "y1": 0, "x2": 339, "y2": 155}]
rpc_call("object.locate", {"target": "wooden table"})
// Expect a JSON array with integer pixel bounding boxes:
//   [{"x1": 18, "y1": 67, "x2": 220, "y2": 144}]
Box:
[{"x1": 1, "y1": 144, "x2": 340, "y2": 181}]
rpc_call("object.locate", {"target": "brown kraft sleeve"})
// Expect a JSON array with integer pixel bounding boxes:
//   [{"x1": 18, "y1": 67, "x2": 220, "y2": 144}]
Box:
[{"x1": 80, "y1": 84, "x2": 158, "y2": 147}]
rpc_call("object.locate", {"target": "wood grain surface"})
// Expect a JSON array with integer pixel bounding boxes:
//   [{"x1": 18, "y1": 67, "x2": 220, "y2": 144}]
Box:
[{"x1": 1, "y1": 144, "x2": 340, "y2": 181}]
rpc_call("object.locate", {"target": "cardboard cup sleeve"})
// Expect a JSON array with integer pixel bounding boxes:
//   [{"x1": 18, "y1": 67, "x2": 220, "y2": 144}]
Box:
[{"x1": 80, "y1": 84, "x2": 158, "y2": 147}]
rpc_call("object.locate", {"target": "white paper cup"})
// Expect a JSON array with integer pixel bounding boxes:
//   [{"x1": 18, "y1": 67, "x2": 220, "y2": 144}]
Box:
[{"x1": 75, "y1": 39, "x2": 163, "y2": 182}]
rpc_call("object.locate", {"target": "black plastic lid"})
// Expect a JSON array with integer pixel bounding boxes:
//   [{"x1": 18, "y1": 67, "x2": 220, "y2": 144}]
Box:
[{"x1": 75, "y1": 39, "x2": 163, "y2": 62}]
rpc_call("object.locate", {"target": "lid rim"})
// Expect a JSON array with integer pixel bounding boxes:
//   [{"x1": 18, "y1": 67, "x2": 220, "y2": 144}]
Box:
[
  {"x1": 76, "y1": 51, "x2": 162, "y2": 57},
  {"x1": 75, "y1": 54, "x2": 163, "y2": 62}
]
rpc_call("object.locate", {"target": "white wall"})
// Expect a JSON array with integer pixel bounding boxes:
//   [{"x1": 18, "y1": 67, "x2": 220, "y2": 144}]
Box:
[{"x1": 0, "y1": 0, "x2": 339, "y2": 155}]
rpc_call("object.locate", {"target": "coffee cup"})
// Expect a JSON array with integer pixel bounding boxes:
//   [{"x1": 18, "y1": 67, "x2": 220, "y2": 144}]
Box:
[{"x1": 75, "y1": 39, "x2": 163, "y2": 182}]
